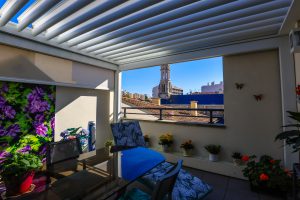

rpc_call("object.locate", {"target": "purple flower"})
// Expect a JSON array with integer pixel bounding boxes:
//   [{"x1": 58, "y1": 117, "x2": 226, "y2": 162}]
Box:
[
  {"x1": 60, "y1": 130, "x2": 68, "y2": 138},
  {"x1": 7, "y1": 124, "x2": 21, "y2": 137},
  {"x1": 34, "y1": 114, "x2": 45, "y2": 127},
  {"x1": 0, "y1": 126, "x2": 6, "y2": 136},
  {"x1": 39, "y1": 145, "x2": 47, "y2": 156},
  {"x1": 0, "y1": 96, "x2": 6, "y2": 108},
  {"x1": 28, "y1": 99, "x2": 49, "y2": 113},
  {"x1": 36, "y1": 124, "x2": 48, "y2": 136},
  {"x1": 2, "y1": 105, "x2": 16, "y2": 119},
  {"x1": 1, "y1": 83, "x2": 8, "y2": 93},
  {"x1": 18, "y1": 145, "x2": 32, "y2": 153},
  {"x1": 0, "y1": 151, "x2": 11, "y2": 164},
  {"x1": 51, "y1": 117, "x2": 55, "y2": 131}
]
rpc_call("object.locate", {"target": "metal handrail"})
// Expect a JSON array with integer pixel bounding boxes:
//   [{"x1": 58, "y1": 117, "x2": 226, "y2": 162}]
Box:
[{"x1": 122, "y1": 107, "x2": 224, "y2": 123}]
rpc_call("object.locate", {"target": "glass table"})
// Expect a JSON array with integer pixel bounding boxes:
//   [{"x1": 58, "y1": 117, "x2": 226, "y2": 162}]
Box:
[{"x1": 9, "y1": 147, "x2": 164, "y2": 200}]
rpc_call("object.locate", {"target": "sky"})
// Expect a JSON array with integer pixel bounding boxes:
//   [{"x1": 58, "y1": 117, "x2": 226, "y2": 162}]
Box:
[{"x1": 122, "y1": 57, "x2": 223, "y2": 97}]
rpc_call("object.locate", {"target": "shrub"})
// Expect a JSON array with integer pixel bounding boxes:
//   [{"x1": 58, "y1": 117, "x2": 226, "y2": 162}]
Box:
[{"x1": 204, "y1": 144, "x2": 221, "y2": 155}]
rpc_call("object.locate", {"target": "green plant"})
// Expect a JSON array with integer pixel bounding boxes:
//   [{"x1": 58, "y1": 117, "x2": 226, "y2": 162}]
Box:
[
  {"x1": 204, "y1": 144, "x2": 221, "y2": 155},
  {"x1": 180, "y1": 140, "x2": 194, "y2": 150},
  {"x1": 275, "y1": 111, "x2": 300, "y2": 152},
  {"x1": 1, "y1": 153, "x2": 42, "y2": 180},
  {"x1": 144, "y1": 135, "x2": 150, "y2": 143},
  {"x1": 242, "y1": 155, "x2": 292, "y2": 192},
  {"x1": 232, "y1": 152, "x2": 242, "y2": 159},
  {"x1": 105, "y1": 139, "x2": 114, "y2": 148},
  {"x1": 158, "y1": 133, "x2": 173, "y2": 146}
]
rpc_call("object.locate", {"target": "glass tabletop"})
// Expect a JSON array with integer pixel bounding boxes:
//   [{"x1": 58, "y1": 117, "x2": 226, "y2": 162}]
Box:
[{"x1": 12, "y1": 147, "x2": 164, "y2": 200}]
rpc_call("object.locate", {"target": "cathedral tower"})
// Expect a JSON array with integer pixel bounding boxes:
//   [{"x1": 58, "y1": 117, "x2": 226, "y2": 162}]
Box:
[{"x1": 158, "y1": 64, "x2": 172, "y2": 99}]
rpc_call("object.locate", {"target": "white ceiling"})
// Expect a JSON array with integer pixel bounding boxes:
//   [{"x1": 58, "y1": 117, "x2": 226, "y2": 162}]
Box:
[{"x1": 0, "y1": 0, "x2": 294, "y2": 69}]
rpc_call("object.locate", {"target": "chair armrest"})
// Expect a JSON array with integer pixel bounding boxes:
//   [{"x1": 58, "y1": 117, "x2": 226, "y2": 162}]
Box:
[{"x1": 110, "y1": 145, "x2": 137, "y2": 153}]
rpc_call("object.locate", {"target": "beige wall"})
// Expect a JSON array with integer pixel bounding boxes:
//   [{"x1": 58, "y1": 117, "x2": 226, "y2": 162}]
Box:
[
  {"x1": 0, "y1": 44, "x2": 114, "y2": 90},
  {"x1": 0, "y1": 44, "x2": 116, "y2": 147},
  {"x1": 55, "y1": 87, "x2": 113, "y2": 148},
  {"x1": 140, "y1": 50, "x2": 283, "y2": 162}
]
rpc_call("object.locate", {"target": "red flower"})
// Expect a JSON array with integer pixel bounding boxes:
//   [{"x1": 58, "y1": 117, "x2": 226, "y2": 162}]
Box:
[
  {"x1": 270, "y1": 159, "x2": 276, "y2": 164},
  {"x1": 285, "y1": 169, "x2": 292, "y2": 177},
  {"x1": 241, "y1": 155, "x2": 249, "y2": 162},
  {"x1": 259, "y1": 173, "x2": 269, "y2": 181},
  {"x1": 297, "y1": 85, "x2": 300, "y2": 95}
]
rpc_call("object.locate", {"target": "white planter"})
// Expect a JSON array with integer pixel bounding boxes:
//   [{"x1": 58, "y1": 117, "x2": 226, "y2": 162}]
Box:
[
  {"x1": 145, "y1": 141, "x2": 150, "y2": 148},
  {"x1": 233, "y1": 158, "x2": 243, "y2": 166},
  {"x1": 182, "y1": 149, "x2": 193, "y2": 157},
  {"x1": 209, "y1": 153, "x2": 219, "y2": 162}
]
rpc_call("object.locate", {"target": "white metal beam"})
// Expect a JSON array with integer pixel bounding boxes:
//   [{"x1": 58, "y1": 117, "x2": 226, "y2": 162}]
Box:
[
  {"x1": 96, "y1": 10, "x2": 286, "y2": 56},
  {"x1": 68, "y1": 0, "x2": 227, "y2": 47},
  {"x1": 76, "y1": 0, "x2": 284, "y2": 51},
  {"x1": 0, "y1": 0, "x2": 28, "y2": 26},
  {"x1": 119, "y1": 36, "x2": 282, "y2": 70},
  {"x1": 32, "y1": 0, "x2": 94, "y2": 36},
  {"x1": 17, "y1": 0, "x2": 61, "y2": 31},
  {"x1": 0, "y1": 25, "x2": 118, "y2": 70},
  {"x1": 279, "y1": 0, "x2": 300, "y2": 34},
  {"x1": 56, "y1": 0, "x2": 161, "y2": 44},
  {"x1": 45, "y1": 0, "x2": 125, "y2": 40},
  {"x1": 107, "y1": 20, "x2": 282, "y2": 61},
  {"x1": 115, "y1": 24, "x2": 280, "y2": 63}
]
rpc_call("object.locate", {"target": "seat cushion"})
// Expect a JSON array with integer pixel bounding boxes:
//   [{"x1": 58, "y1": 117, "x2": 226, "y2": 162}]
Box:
[
  {"x1": 111, "y1": 121, "x2": 146, "y2": 147},
  {"x1": 140, "y1": 161, "x2": 212, "y2": 200},
  {"x1": 121, "y1": 147, "x2": 165, "y2": 181}
]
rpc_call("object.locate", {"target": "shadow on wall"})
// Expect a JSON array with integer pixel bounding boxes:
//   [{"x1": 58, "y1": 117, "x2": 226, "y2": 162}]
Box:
[
  {"x1": 55, "y1": 87, "x2": 113, "y2": 148},
  {"x1": 0, "y1": 56, "x2": 54, "y2": 82}
]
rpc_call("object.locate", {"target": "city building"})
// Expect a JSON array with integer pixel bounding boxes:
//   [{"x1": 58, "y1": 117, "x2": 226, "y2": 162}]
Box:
[
  {"x1": 201, "y1": 81, "x2": 224, "y2": 93},
  {"x1": 152, "y1": 64, "x2": 183, "y2": 98}
]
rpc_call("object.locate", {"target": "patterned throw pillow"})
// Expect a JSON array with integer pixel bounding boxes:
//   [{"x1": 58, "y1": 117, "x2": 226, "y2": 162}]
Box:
[
  {"x1": 141, "y1": 161, "x2": 212, "y2": 200},
  {"x1": 111, "y1": 121, "x2": 146, "y2": 147}
]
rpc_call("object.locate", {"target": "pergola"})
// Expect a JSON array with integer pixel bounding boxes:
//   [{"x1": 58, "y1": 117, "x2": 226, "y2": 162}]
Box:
[
  {"x1": 0, "y1": 0, "x2": 300, "y2": 169},
  {"x1": 0, "y1": 0, "x2": 295, "y2": 70}
]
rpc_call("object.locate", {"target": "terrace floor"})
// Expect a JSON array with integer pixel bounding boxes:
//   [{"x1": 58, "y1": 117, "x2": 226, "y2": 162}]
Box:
[
  {"x1": 129, "y1": 166, "x2": 288, "y2": 200},
  {"x1": 186, "y1": 167, "x2": 286, "y2": 200}
]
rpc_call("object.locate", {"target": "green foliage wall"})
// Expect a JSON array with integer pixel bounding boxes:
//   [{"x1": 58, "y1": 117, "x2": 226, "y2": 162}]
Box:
[{"x1": 0, "y1": 81, "x2": 55, "y2": 164}]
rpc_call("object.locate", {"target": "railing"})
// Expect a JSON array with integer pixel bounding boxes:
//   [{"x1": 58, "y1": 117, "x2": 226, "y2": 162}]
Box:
[{"x1": 122, "y1": 107, "x2": 224, "y2": 124}]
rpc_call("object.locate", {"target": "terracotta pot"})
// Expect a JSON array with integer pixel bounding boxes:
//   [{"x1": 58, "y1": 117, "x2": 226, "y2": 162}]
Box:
[
  {"x1": 4, "y1": 171, "x2": 35, "y2": 196},
  {"x1": 182, "y1": 149, "x2": 193, "y2": 157}
]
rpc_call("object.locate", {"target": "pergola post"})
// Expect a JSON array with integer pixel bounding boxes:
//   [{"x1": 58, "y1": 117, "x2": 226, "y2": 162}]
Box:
[
  {"x1": 113, "y1": 69, "x2": 122, "y2": 123},
  {"x1": 279, "y1": 36, "x2": 298, "y2": 169}
]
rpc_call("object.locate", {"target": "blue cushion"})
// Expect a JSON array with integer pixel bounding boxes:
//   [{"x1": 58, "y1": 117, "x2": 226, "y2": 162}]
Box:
[
  {"x1": 111, "y1": 121, "x2": 146, "y2": 147},
  {"x1": 121, "y1": 147, "x2": 165, "y2": 181},
  {"x1": 119, "y1": 188, "x2": 151, "y2": 200},
  {"x1": 141, "y1": 161, "x2": 212, "y2": 200}
]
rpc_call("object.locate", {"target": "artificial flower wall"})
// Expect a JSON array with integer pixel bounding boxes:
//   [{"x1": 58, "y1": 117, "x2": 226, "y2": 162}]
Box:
[{"x1": 0, "y1": 81, "x2": 55, "y2": 165}]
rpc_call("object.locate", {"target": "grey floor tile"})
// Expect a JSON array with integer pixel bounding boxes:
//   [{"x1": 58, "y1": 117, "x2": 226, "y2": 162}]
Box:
[
  {"x1": 259, "y1": 193, "x2": 286, "y2": 200},
  {"x1": 201, "y1": 171, "x2": 229, "y2": 187},
  {"x1": 205, "y1": 187, "x2": 227, "y2": 200},
  {"x1": 224, "y1": 189, "x2": 259, "y2": 200},
  {"x1": 227, "y1": 178, "x2": 252, "y2": 191}
]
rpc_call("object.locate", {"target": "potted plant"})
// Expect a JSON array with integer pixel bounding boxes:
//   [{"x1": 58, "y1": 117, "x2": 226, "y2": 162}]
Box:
[
  {"x1": 180, "y1": 140, "x2": 194, "y2": 157},
  {"x1": 205, "y1": 144, "x2": 221, "y2": 162},
  {"x1": 232, "y1": 152, "x2": 243, "y2": 166},
  {"x1": 144, "y1": 135, "x2": 150, "y2": 147},
  {"x1": 243, "y1": 155, "x2": 292, "y2": 196},
  {"x1": 104, "y1": 139, "x2": 114, "y2": 156},
  {"x1": 158, "y1": 134, "x2": 173, "y2": 152},
  {"x1": 0, "y1": 152, "x2": 42, "y2": 196}
]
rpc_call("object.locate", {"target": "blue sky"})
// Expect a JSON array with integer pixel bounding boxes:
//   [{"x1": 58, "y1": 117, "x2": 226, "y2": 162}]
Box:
[{"x1": 122, "y1": 57, "x2": 223, "y2": 97}]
